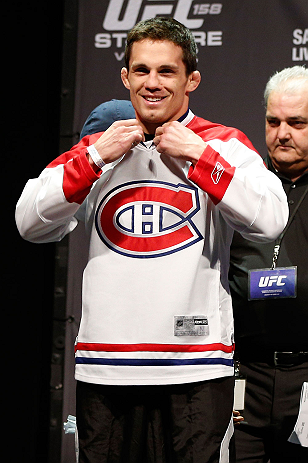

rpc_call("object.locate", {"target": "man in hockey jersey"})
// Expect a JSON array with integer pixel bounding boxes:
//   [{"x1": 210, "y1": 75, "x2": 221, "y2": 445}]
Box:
[{"x1": 16, "y1": 18, "x2": 288, "y2": 463}]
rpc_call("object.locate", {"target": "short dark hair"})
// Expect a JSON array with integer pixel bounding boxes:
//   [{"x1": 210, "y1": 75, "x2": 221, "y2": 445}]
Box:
[{"x1": 124, "y1": 17, "x2": 198, "y2": 76}]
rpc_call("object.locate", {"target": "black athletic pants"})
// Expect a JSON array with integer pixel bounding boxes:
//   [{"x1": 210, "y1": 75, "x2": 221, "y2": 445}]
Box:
[
  {"x1": 234, "y1": 361, "x2": 308, "y2": 463},
  {"x1": 76, "y1": 376, "x2": 235, "y2": 463}
]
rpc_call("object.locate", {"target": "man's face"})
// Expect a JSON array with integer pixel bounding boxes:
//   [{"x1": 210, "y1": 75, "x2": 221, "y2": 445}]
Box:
[
  {"x1": 121, "y1": 39, "x2": 200, "y2": 134},
  {"x1": 265, "y1": 85, "x2": 308, "y2": 181}
]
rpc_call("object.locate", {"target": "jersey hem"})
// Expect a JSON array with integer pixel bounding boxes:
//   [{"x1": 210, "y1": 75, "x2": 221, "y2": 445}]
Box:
[{"x1": 75, "y1": 368, "x2": 233, "y2": 386}]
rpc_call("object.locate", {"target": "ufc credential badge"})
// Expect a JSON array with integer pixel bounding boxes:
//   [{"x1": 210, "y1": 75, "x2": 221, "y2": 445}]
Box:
[
  {"x1": 248, "y1": 267, "x2": 297, "y2": 300},
  {"x1": 249, "y1": 186, "x2": 307, "y2": 301}
]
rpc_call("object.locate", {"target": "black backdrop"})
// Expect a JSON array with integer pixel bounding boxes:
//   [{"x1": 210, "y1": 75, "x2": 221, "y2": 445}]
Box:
[{"x1": 4, "y1": 1, "x2": 63, "y2": 461}]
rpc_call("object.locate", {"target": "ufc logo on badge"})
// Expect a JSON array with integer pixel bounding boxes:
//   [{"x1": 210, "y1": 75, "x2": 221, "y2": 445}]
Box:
[
  {"x1": 95, "y1": 180, "x2": 203, "y2": 258},
  {"x1": 249, "y1": 267, "x2": 297, "y2": 300},
  {"x1": 258, "y1": 275, "x2": 287, "y2": 287},
  {"x1": 211, "y1": 162, "x2": 225, "y2": 184}
]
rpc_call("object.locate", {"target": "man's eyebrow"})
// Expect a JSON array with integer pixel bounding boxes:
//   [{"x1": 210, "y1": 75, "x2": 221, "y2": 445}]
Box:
[
  {"x1": 131, "y1": 62, "x2": 179, "y2": 70},
  {"x1": 157, "y1": 64, "x2": 179, "y2": 70},
  {"x1": 266, "y1": 115, "x2": 279, "y2": 121},
  {"x1": 130, "y1": 62, "x2": 147, "y2": 69},
  {"x1": 286, "y1": 116, "x2": 308, "y2": 122},
  {"x1": 266, "y1": 115, "x2": 308, "y2": 122}
]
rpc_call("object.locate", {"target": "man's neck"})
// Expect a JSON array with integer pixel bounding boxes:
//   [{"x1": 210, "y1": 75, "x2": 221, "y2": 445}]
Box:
[
  {"x1": 144, "y1": 133, "x2": 154, "y2": 141},
  {"x1": 267, "y1": 156, "x2": 308, "y2": 183},
  {"x1": 137, "y1": 109, "x2": 190, "y2": 137}
]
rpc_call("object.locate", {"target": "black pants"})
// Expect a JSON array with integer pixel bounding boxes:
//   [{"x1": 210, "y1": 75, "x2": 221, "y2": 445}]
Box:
[
  {"x1": 235, "y1": 361, "x2": 308, "y2": 463},
  {"x1": 76, "y1": 376, "x2": 235, "y2": 463}
]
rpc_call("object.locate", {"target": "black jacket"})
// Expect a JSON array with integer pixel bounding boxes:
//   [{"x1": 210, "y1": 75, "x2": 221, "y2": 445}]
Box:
[{"x1": 229, "y1": 157, "x2": 308, "y2": 353}]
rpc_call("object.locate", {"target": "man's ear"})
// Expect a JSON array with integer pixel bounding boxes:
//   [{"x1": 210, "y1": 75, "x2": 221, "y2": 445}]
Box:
[
  {"x1": 121, "y1": 67, "x2": 130, "y2": 90},
  {"x1": 186, "y1": 70, "x2": 201, "y2": 94}
]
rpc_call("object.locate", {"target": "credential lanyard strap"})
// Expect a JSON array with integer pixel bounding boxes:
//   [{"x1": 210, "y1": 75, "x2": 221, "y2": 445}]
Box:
[{"x1": 271, "y1": 185, "x2": 308, "y2": 269}]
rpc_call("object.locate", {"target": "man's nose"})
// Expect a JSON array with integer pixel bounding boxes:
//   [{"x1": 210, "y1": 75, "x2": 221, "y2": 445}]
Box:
[
  {"x1": 144, "y1": 71, "x2": 161, "y2": 90},
  {"x1": 277, "y1": 122, "x2": 291, "y2": 142}
]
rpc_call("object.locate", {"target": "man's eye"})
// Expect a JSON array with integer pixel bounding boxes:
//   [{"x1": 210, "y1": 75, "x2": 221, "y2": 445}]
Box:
[
  {"x1": 135, "y1": 67, "x2": 148, "y2": 74},
  {"x1": 160, "y1": 69, "x2": 174, "y2": 74},
  {"x1": 289, "y1": 121, "x2": 306, "y2": 128},
  {"x1": 267, "y1": 119, "x2": 279, "y2": 127}
]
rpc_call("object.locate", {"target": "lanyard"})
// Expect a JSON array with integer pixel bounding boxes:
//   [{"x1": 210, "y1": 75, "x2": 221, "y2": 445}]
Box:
[{"x1": 271, "y1": 185, "x2": 308, "y2": 269}]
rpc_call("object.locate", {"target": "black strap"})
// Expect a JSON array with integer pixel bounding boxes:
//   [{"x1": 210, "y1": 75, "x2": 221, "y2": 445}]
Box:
[
  {"x1": 277, "y1": 185, "x2": 308, "y2": 244},
  {"x1": 271, "y1": 185, "x2": 308, "y2": 269}
]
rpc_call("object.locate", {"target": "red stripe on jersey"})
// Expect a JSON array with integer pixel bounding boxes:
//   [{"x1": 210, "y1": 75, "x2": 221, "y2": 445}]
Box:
[
  {"x1": 63, "y1": 152, "x2": 100, "y2": 204},
  {"x1": 187, "y1": 116, "x2": 259, "y2": 154},
  {"x1": 47, "y1": 133, "x2": 102, "y2": 204},
  {"x1": 75, "y1": 342, "x2": 234, "y2": 353},
  {"x1": 188, "y1": 145, "x2": 236, "y2": 205}
]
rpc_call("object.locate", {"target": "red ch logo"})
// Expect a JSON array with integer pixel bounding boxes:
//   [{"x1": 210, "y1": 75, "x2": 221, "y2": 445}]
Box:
[{"x1": 95, "y1": 180, "x2": 203, "y2": 258}]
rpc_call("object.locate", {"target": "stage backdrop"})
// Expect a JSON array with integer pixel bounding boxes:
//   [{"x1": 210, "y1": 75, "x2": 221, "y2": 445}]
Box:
[
  {"x1": 73, "y1": 0, "x2": 307, "y2": 154},
  {"x1": 61, "y1": 1, "x2": 307, "y2": 461}
]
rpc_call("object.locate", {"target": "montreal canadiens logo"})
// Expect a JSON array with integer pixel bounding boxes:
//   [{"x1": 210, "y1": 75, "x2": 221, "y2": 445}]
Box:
[{"x1": 95, "y1": 180, "x2": 203, "y2": 258}]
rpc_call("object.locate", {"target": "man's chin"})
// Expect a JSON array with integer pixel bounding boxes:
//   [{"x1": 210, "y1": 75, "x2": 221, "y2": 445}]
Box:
[
  {"x1": 271, "y1": 154, "x2": 302, "y2": 172},
  {"x1": 136, "y1": 111, "x2": 168, "y2": 132},
  {"x1": 140, "y1": 110, "x2": 166, "y2": 122}
]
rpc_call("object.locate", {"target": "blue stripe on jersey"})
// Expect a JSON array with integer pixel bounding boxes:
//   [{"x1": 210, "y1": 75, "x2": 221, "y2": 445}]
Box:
[{"x1": 75, "y1": 357, "x2": 234, "y2": 367}]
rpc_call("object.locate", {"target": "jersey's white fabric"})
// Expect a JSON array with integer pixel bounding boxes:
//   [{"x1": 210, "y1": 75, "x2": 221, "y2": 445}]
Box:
[{"x1": 16, "y1": 111, "x2": 288, "y2": 385}]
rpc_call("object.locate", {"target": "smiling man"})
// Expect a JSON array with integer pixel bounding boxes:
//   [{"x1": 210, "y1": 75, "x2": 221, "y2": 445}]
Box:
[
  {"x1": 16, "y1": 18, "x2": 288, "y2": 463},
  {"x1": 121, "y1": 36, "x2": 200, "y2": 134}
]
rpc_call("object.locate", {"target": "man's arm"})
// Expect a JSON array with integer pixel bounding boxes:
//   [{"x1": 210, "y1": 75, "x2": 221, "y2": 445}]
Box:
[
  {"x1": 16, "y1": 120, "x2": 144, "y2": 243},
  {"x1": 154, "y1": 121, "x2": 289, "y2": 242}
]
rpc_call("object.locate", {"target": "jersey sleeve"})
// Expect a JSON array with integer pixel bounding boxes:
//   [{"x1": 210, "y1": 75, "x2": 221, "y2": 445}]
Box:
[
  {"x1": 15, "y1": 133, "x2": 102, "y2": 243},
  {"x1": 188, "y1": 129, "x2": 289, "y2": 242}
]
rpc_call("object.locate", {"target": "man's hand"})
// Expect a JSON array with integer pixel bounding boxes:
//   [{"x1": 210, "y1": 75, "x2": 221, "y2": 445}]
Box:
[
  {"x1": 153, "y1": 121, "x2": 207, "y2": 166},
  {"x1": 93, "y1": 119, "x2": 145, "y2": 164},
  {"x1": 233, "y1": 409, "x2": 245, "y2": 425}
]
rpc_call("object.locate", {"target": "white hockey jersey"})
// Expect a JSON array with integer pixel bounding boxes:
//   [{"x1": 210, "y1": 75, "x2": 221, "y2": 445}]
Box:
[{"x1": 16, "y1": 110, "x2": 288, "y2": 385}]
